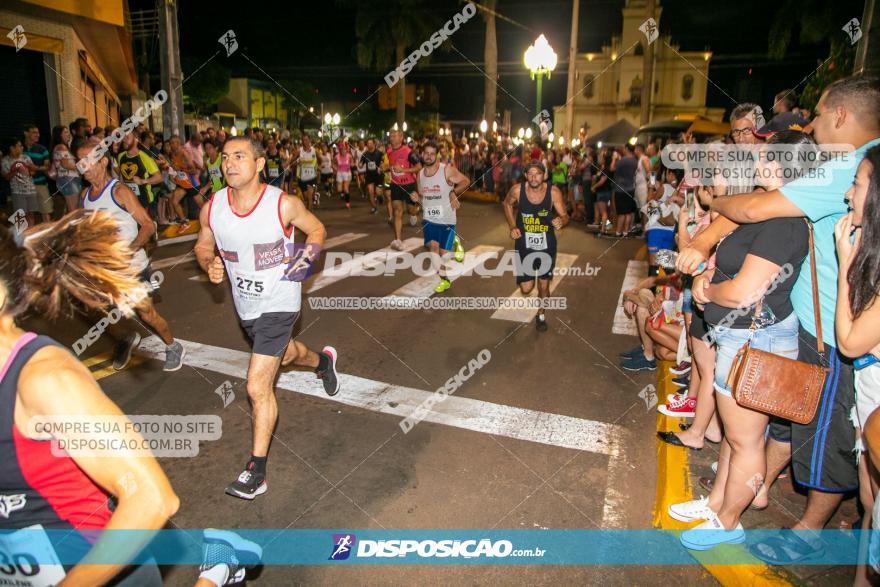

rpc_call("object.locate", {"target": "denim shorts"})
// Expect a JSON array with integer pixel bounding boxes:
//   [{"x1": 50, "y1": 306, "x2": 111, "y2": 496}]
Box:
[
  {"x1": 681, "y1": 287, "x2": 692, "y2": 314},
  {"x1": 711, "y1": 312, "x2": 800, "y2": 398}
]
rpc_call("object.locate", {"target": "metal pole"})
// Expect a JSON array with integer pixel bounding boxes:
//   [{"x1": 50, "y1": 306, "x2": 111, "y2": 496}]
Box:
[
  {"x1": 565, "y1": 0, "x2": 580, "y2": 140},
  {"x1": 535, "y1": 74, "x2": 543, "y2": 117},
  {"x1": 158, "y1": 0, "x2": 184, "y2": 136}
]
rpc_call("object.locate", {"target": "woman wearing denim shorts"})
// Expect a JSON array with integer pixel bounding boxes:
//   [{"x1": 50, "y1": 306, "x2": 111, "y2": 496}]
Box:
[{"x1": 670, "y1": 130, "x2": 815, "y2": 551}]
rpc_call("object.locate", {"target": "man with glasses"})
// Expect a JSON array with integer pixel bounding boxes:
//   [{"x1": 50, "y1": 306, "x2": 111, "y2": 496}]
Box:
[
  {"x1": 502, "y1": 160, "x2": 569, "y2": 332},
  {"x1": 727, "y1": 103, "x2": 764, "y2": 195}
]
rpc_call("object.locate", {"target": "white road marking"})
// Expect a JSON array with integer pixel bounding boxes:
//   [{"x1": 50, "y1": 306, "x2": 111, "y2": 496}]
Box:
[
  {"x1": 612, "y1": 260, "x2": 648, "y2": 336},
  {"x1": 136, "y1": 335, "x2": 626, "y2": 456},
  {"x1": 187, "y1": 232, "x2": 372, "y2": 282},
  {"x1": 152, "y1": 251, "x2": 195, "y2": 270},
  {"x1": 137, "y1": 335, "x2": 630, "y2": 527},
  {"x1": 322, "y1": 232, "x2": 369, "y2": 249},
  {"x1": 305, "y1": 237, "x2": 423, "y2": 293},
  {"x1": 384, "y1": 245, "x2": 504, "y2": 299},
  {"x1": 158, "y1": 233, "x2": 198, "y2": 246},
  {"x1": 490, "y1": 253, "x2": 578, "y2": 323}
]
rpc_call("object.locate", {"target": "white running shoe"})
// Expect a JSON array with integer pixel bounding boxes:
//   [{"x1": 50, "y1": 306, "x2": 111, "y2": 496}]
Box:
[
  {"x1": 390, "y1": 239, "x2": 403, "y2": 251},
  {"x1": 680, "y1": 514, "x2": 745, "y2": 551},
  {"x1": 668, "y1": 496, "x2": 715, "y2": 523}
]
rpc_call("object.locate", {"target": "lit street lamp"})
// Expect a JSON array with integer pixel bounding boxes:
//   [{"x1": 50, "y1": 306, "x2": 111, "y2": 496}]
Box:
[
  {"x1": 525, "y1": 127, "x2": 533, "y2": 140},
  {"x1": 524, "y1": 34, "x2": 557, "y2": 115},
  {"x1": 479, "y1": 119, "x2": 488, "y2": 134},
  {"x1": 517, "y1": 127, "x2": 525, "y2": 139}
]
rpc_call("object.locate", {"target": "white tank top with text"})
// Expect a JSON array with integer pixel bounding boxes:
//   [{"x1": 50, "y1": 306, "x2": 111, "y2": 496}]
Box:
[
  {"x1": 418, "y1": 163, "x2": 456, "y2": 225},
  {"x1": 208, "y1": 184, "x2": 301, "y2": 319}
]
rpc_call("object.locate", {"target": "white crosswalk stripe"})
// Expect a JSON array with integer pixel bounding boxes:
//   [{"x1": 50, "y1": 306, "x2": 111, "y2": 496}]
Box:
[
  {"x1": 305, "y1": 237, "x2": 423, "y2": 293},
  {"x1": 384, "y1": 245, "x2": 504, "y2": 299},
  {"x1": 490, "y1": 253, "x2": 578, "y2": 323},
  {"x1": 135, "y1": 334, "x2": 629, "y2": 528}
]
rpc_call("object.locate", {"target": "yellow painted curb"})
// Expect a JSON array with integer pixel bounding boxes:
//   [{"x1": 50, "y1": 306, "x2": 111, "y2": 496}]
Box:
[{"x1": 652, "y1": 361, "x2": 795, "y2": 586}]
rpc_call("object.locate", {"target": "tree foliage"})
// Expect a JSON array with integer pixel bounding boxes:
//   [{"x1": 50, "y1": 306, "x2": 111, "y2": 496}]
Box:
[{"x1": 181, "y1": 56, "x2": 231, "y2": 116}]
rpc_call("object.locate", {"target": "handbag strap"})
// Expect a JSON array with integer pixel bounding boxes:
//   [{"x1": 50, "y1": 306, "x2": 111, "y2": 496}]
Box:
[{"x1": 805, "y1": 219, "x2": 825, "y2": 357}]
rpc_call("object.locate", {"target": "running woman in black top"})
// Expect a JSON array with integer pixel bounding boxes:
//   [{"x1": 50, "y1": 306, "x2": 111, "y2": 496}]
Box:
[{"x1": 502, "y1": 160, "x2": 569, "y2": 331}]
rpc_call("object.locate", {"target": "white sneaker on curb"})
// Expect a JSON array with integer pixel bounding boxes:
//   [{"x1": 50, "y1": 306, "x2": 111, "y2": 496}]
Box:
[{"x1": 668, "y1": 496, "x2": 715, "y2": 523}]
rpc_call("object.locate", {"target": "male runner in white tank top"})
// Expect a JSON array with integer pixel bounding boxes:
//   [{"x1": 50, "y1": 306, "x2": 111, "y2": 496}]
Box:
[
  {"x1": 74, "y1": 139, "x2": 185, "y2": 371},
  {"x1": 194, "y1": 136, "x2": 340, "y2": 500},
  {"x1": 411, "y1": 141, "x2": 469, "y2": 292}
]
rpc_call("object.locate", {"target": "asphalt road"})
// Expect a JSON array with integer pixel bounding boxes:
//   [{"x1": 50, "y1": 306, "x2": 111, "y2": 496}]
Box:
[{"x1": 22, "y1": 192, "x2": 717, "y2": 585}]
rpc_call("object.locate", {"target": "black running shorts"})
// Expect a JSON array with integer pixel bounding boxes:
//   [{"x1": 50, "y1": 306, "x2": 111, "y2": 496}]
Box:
[
  {"x1": 515, "y1": 244, "x2": 556, "y2": 284},
  {"x1": 767, "y1": 325, "x2": 858, "y2": 492},
  {"x1": 391, "y1": 182, "x2": 416, "y2": 202},
  {"x1": 240, "y1": 311, "x2": 299, "y2": 358}
]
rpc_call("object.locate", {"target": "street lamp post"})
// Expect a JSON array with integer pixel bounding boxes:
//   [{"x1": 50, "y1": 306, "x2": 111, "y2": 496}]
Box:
[{"x1": 524, "y1": 34, "x2": 557, "y2": 115}]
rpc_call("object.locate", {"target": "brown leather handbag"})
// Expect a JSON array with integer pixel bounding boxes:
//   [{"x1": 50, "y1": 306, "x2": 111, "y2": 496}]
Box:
[{"x1": 724, "y1": 221, "x2": 829, "y2": 424}]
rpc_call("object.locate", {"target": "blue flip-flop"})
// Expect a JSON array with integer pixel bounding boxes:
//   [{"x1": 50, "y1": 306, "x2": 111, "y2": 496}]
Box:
[{"x1": 749, "y1": 533, "x2": 825, "y2": 565}]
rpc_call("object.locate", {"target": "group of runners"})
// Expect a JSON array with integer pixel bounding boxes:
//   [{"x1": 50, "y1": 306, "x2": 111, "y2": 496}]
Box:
[{"x1": 0, "y1": 123, "x2": 568, "y2": 584}]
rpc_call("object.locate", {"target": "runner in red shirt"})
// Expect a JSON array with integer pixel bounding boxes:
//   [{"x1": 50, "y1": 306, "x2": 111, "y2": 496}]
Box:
[{"x1": 383, "y1": 130, "x2": 422, "y2": 249}]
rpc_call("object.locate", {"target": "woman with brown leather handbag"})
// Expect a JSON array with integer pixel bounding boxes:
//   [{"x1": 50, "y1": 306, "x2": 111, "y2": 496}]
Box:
[{"x1": 669, "y1": 131, "x2": 816, "y2": 551}]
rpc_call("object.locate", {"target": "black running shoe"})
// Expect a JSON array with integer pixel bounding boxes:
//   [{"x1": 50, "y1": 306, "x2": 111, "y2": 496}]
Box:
[
  {"x1": 112, "y1": 332, "x2": 141, "y2": 371},
  {"x1": 199, "y1": 529, "x2": 263, "y2": 584},
  {"x1": 317, "y1": 346, "x2": 340, "y2": 396},
  {"x1": 536, "y1": 315, "x2": 548, "y2": 332},
  {"x1": 225, "y1": 463, "x2": 267, "y2": 500}
]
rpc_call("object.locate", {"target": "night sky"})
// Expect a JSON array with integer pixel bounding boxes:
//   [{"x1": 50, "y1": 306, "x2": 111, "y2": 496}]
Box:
[{"x1": 156, "y1": 0, "x2": 865, "y2": 128}]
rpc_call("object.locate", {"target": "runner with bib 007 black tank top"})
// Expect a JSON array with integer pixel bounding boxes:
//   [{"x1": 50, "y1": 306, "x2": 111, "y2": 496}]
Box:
[
  {"x1": 0, "y1": 209, "x2": 178, "y2": 586},
  {"x1": 194, "y1": 136, "x2": 340, "y2": 501},
  {"x1": 502, "y1": 160, "x2": 569, "y2": 332}
]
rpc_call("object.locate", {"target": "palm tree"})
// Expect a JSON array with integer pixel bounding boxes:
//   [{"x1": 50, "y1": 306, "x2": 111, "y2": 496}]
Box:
[
  {"x1": 766, "y1": 0, "x2": 858, "y2": 109},
  {"x1": 350, "y1": 1, "x2": 443, "y2": 127},
  {"x1": 482, "y1": 0, "x2": 497, "y2": 125}
]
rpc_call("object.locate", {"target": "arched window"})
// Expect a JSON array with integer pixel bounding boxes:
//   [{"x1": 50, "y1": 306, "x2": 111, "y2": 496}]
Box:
[
  {"x1": 583, "y1": 74, "x2": 595, "y2": 98},
  {"x1": 629, "y1": 76, "x2": 642, "y2": 106},
  {"x1": 681, "y1": 74, "x2": 694, "y2": 101}
]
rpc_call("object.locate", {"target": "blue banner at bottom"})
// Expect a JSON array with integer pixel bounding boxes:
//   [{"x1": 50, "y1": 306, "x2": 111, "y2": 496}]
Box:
[{"x1": 0, "y1": 528, "x2": 870, "y2": 566}]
